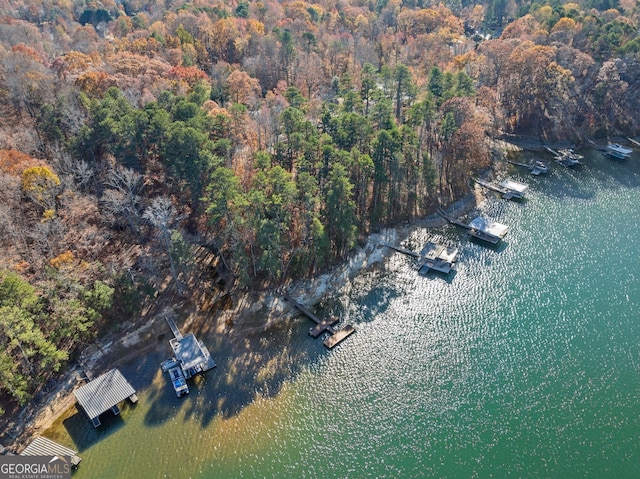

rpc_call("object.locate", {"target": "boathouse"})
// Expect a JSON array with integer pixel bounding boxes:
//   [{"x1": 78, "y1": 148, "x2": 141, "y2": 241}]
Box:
[
  {"x1": 169, "y1": 333, "x2": 216, "y2": 379},
  {"x1": 498, "y1": 179, "x2": 528, "y2": 199},
  {"x1": 468, "y1": 217, "x2": 509, "y2": 244},
  {"x1": 74, "y1": 368, "x2": 138, "y2": 427},
  {"x1": 606, "y1": 144, "x2": 633, "y2": 159},
  {"x1": 21, "y1": 436, "x2": 81, "y2": 467},
  {"x1": 418, "y1": 241, "x2": 458, "y2": 274}
]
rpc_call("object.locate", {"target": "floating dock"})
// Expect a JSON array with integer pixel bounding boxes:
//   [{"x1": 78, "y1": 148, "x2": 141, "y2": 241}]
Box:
[
  {"x1": 418, "y1": 242, "x2": 458, "y2": 274},
  {"x1": 21, "y1": 436, "x2": 81, "y2": 467},
  {"x1": 473, "y1": 177, "x2": 528, "y2": 200},
  {"x1": 468, "y1": 217, "x2": 508, "y2": 244},
  {"x1": 606, "y1": 143, "x2": 633, "y2": 159},
  {"x1": 383, "y1": 240, "x2": 458, "y2": 274},
  {"x1": 499, "y1": 179, "x2": 528, "y2": 199},
  {"x1": 507, "y1": 159, "x2": 549, "y2": 175},
  {"x1": 324, "y1": 325, "x2": 356, "y2": 349},
  {"x1": 283, "y1": 293, "x2": 355, "y2": 348}
]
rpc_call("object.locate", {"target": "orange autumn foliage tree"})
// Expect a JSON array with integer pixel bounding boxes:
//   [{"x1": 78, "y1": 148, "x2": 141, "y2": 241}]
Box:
[
  {"x1": 0, "y1": 150, "x2": 40, "y2": 175},
  {"x1": 169, "y1": 65, "x2": 209, "y2": 86}
]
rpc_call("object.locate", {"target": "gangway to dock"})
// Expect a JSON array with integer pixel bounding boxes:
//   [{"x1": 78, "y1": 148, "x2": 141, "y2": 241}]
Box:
[
  {"x1": 437, "y1": 209, "x2": 470, "y2": 229},
  {"x1": 382, "y1": 243, "x2": 420, "y2": 258},
  {"x1": 165, "y1": 316, "x2": 183, "y2": 341},
  {"x1": 544, "y1": 146, "x2": 560, "y2": 156},
  {"x1": 626, "y1": 137, "x2": 640, "y2": 148}
]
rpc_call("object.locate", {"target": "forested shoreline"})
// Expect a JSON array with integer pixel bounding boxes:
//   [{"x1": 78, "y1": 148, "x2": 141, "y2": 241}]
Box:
[{"x1": 0, "y1": 0, "x2": 639, "y2": 412}]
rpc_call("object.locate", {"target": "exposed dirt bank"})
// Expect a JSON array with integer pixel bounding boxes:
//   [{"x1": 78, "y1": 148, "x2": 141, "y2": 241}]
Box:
[{"x1": 0, "y1": 193, "x2": 478, "y2": 452}]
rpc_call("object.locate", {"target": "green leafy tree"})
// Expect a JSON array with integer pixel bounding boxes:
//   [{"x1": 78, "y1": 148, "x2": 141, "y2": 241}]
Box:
[{"x1": 0, "y1": 271, "x2": 68, "y2": 405}]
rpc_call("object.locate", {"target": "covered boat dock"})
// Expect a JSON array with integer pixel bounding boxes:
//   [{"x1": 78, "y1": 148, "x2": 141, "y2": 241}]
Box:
[
  {"x1": 606, "y1": 143, "x2": 633, "y2": 159},
  {"x1": 21, "y1": 436, "x2": 81, "y2": 467},
  {"x1": 418, "y1": 241, "x2": 458, "y2": 274},
  {"x1": 498, "y1": 179, "x2": 528, "y2": 199},
  {"x1": 468, "y1": 217, "x2": 509, "y2": 244},
  {"x1": 169, "y1": 333, "x2": 217, "y2": 379},
  {"x1": 74, "y1": 368, "x2": 138, "y2": 427}
]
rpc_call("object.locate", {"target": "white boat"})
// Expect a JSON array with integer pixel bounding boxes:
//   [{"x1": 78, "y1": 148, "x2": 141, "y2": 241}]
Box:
[
  {"x1": 167, "y1": 366, "x2": 189, "y2": 397},
  {"x1": 530, "y1": 160, "x2": 549, "y2": 174},
  {"x1": 606, "y1": 143, "x2": 633, "y2": 159},
  {"x1": 559, "y1": 148, "x2": 584, "y2": 161}
]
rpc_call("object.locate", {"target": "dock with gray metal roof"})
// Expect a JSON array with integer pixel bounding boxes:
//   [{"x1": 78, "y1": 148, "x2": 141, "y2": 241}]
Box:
[
  {"x1": 74, "y1": 368, "x2": 137, "y2": 427},
  {"x1": 21, "y1": 436, "x2": 81, "y2": 467}
]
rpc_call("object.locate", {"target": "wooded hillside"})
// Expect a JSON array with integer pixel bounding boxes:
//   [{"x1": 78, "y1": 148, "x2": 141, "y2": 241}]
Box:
[{"x1": 0, "y1": 0, "x2": 638, "y2": 409}]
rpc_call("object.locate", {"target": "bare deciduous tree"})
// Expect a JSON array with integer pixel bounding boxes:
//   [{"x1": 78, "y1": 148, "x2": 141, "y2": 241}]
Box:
[
  {"x1": 143, "y1": 196, "x2": 184, "y2": 293},
  {"x1": 100, "y1": 166, "x2": 143, "y2": 237}
]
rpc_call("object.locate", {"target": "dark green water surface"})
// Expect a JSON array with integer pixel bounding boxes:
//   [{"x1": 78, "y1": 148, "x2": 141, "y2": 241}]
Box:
[{"x1": 50, "y1": 150, "x2": 639, "y2": 478}]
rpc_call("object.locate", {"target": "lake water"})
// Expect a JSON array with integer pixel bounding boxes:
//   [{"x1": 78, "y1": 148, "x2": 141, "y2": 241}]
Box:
[{"x1": 48, "y1": 149, "x2": 639, "y2": 478}]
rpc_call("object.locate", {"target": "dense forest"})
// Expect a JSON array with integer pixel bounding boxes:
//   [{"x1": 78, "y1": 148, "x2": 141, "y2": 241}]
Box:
[{"x1": 0, "y1": 0, "x2": 638, "y2": 410}]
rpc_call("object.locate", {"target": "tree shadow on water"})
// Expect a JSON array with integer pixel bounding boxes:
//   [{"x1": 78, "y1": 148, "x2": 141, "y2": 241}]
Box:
[
  {"x1": 63, "y1": 405, "x2": 126, "y2": 452},
  {"x1": 469, "y1": 236, "x2": 509, "y2": 253},
  {"x1": 142, "y1": 311, "x2": 327, "y2": 430}
]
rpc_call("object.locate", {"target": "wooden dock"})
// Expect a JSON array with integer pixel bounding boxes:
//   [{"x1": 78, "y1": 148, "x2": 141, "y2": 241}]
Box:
[
  {"x1": 323, "y1": 325, "x2": 355, "y2": 349},
  {"x1": 283, "y1": 293, "x2": 355, "y2": 348}
]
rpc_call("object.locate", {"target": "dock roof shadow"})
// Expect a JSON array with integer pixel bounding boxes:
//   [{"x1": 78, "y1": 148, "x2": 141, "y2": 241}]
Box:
[
  {"x1": 62, "y1": 404, "x2": 126, "y2": 452},
  {"x1": 419, "y1": 268, "x2": 458, "y2": 284}
]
